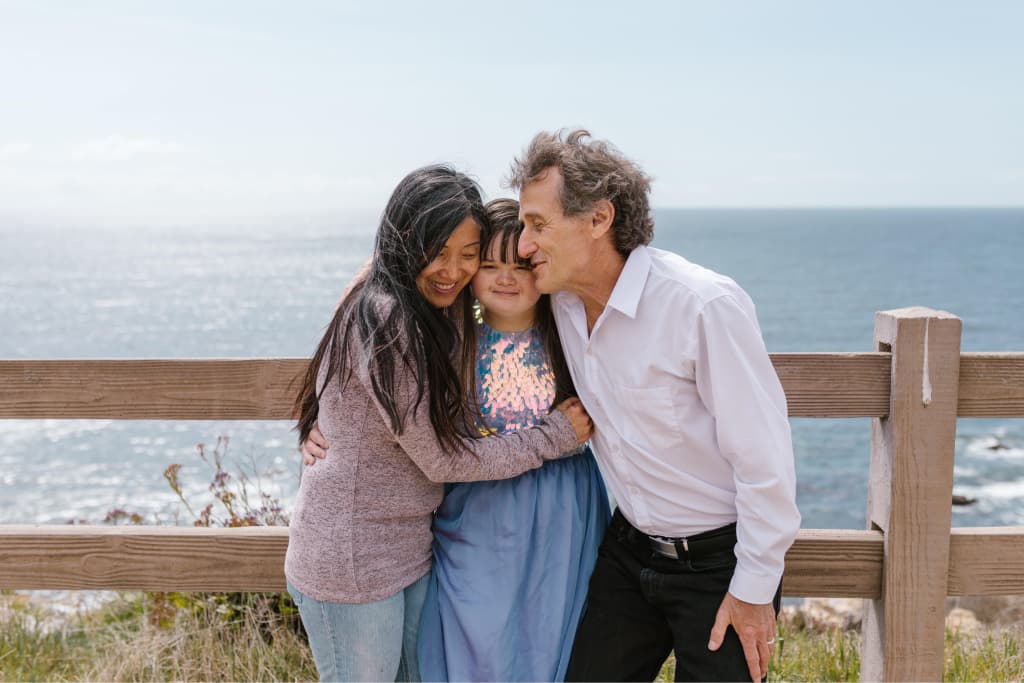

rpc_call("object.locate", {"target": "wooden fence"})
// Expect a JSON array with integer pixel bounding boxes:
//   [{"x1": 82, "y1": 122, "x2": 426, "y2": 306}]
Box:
[{"x1": 1, "y1": 306, "x2": 1022, "y2": 680}]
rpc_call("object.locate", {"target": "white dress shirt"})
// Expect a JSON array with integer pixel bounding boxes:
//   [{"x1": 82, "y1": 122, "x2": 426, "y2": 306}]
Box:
[{"x1": 552, "y1": 245, "x2": 801, "y2": 604}]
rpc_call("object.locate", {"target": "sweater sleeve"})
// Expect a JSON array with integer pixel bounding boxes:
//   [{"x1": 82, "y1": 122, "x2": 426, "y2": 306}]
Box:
[{"x1": 351, "y1": 330, "x2": 580, "y2": 484}]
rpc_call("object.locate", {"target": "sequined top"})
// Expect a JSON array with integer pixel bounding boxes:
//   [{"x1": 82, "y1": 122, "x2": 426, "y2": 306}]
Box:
[{"x1": 474, "y1": 318, "x2": 555, "y2": 436}]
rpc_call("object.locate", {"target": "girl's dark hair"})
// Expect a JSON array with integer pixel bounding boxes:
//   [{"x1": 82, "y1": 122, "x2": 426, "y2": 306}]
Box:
[
  {"x1": 464, "y1": 198, "x2": 576, "y2": 426},
  {"x1": 294, "y1": 165, "x2": 487, "y2": 454}
]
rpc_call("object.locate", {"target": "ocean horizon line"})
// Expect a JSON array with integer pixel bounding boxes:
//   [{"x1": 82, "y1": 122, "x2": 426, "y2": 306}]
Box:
[{"x1": 1, "y1": 205, "x2": 1023, "y2": 235}]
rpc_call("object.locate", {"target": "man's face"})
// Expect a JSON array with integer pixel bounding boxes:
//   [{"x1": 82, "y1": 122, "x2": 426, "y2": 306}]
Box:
[{"x1": 517, "y1": 167, "x2": 593, "y2": 294}]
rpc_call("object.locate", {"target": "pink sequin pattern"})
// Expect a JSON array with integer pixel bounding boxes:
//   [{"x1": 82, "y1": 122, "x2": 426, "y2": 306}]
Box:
[{"x1": 475, "y1": 319, "x2": 555, "y2": 436}]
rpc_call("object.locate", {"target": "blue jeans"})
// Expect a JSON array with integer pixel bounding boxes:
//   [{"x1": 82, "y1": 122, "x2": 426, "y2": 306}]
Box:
[{"x1": 288, "y1": 572, "x2": 430, "y2": 682}]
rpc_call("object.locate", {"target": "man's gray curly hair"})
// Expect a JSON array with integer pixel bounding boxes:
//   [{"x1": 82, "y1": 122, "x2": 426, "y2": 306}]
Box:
[{"x1": 507, "y1": 129, "x2": 654, "y2": 257}]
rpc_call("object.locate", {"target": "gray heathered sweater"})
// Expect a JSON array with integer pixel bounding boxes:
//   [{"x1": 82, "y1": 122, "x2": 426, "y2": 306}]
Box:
[{"x1": 284, "y1": 320, "x2": 578, "y2": 604}]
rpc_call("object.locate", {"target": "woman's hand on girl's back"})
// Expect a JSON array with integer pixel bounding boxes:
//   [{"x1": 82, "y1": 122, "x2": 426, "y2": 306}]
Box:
[
  {"x1": 555, "y1": 398, "x2": 593, "y2": 444},
  {"x1": 301, "y1": 423, "x2": 330, "y2": 465}
]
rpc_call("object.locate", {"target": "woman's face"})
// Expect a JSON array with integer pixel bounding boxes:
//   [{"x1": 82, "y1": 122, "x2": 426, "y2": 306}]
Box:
[{"x1": 415, "y1": 216, "x2": 481, "y2": 308}]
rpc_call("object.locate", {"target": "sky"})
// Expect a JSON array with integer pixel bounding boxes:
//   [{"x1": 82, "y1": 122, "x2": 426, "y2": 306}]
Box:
[{"x1": 1, "y1": 0, "x2": 1022, "y2": 227}]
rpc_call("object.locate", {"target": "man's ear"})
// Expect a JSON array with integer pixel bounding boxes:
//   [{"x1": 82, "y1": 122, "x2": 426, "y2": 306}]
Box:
[{"x1": 590, "y1": 199, "x2": 615, "y2": 239}]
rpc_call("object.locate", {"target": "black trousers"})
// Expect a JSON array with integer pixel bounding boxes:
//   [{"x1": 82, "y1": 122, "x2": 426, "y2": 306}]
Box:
[{"x1": 565, "y1": 510, "x2": 782, "y2": 682}]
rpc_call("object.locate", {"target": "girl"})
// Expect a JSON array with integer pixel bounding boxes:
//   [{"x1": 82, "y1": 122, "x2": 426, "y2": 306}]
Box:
[
  {"x1": 417, "y1": 198, "x2": 611, "y2": 682},
  {"x1": 286, "y1": 167, "x2": 592, "y2": 683}
]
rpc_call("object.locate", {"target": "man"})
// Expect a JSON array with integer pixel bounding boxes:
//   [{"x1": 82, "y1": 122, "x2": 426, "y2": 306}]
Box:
[{"x1": 508, "y1": 129, "x2": 800, "y2": 682}]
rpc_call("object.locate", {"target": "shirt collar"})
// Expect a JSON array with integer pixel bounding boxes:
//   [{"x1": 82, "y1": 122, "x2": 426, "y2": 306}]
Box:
[{"x1": 605, "y1": 245, "x2": 652, "y2": 319}]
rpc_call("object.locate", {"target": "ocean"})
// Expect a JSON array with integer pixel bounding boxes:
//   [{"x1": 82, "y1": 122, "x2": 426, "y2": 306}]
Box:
[{"x1": 1, "y1": 208, "x2": 1022, "y2": 530}]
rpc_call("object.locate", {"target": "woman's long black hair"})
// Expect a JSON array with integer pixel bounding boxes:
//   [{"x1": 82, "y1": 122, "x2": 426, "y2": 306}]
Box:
[
  {"x1": 295, "y1": 165, "x2": 488, "y2": 454},
  {"x1": 463, "y1": 198, "x2": 577, "y2": 427}
]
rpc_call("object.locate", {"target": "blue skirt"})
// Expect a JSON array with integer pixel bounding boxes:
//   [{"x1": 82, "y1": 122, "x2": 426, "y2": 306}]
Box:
[{"x1": 418, "y1": 447, "x2": 610, "y2": 682}]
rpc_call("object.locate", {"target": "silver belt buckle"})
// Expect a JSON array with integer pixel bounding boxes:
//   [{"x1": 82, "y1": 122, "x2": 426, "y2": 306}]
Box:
[
  {"x1": 650, "y1": 536, "x2": 690, "y2": 559},
  {"x1": 651, "y1": 538, "x2": 679, "y2": 559}
]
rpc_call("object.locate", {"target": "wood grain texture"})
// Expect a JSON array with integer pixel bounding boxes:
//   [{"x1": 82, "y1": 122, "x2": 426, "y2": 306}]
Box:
[
  {"x1": 0, "y1": 525, "x2": 289, "y2": 591},
  {"x1": 772, "y1": 353, "x2": 891, "y2": 417},
  {"x1": 3, "y1": 524, "x2": 1018, "y2": 598},
  {"x1": 0, "y1": 359, "x2": 308, "y2": 419},
  {"x1": 0, "y1": 354, "x2": 1019, "y2": 419},
  {"x1": 947, "y1": 527, "x2": 1024, "y2": 596},
  {"x1": 781, "y1": 529, "x2": 883, "y2": 598},
  {"x1": 0, "y1": 526, "x2": 884, "y2": 596},
  {"x1": 863, "y1": 308, "x2": 962, "y2": 682},
  {"x1": 0, "y1": 355, "x2": 892, "y2": 419},
  {"x1": 958, "y1": 353, "x2": 1024, "y2": 417}
]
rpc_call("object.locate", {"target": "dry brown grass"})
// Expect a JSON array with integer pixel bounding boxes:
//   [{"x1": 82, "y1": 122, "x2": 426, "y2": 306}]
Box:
[
  {"x1": 1, "y1": 591, "x2": 317, "y2": 682},
  {"x1": 5, "y1": 590, "x2": 1023, "y2": 682}
]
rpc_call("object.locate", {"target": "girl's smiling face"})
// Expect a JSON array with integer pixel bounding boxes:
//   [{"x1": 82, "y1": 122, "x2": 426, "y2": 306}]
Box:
[{"x1": 471, "y1": 234, "x2": 541, "y2": 332}]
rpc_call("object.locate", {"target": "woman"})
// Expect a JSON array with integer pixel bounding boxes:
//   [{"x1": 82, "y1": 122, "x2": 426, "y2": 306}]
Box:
[{"x1": 285, "y1": 166, "x2": 591, "y2": 682}]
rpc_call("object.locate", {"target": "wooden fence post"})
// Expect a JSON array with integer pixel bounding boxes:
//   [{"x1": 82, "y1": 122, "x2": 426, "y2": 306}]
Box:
[{"x1": 861, "y1": 307, "x2": 961, "y2": 681}]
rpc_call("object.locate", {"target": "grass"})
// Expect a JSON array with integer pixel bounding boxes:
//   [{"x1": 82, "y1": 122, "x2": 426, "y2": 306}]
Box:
[
  {"x1": 944, "y1": 627, "x2": 1024, "y2": 682},
  {"x1": 4, "y1": 592, "x2": 1023, "y2": 682},
  {"x1": 0, "y1": 591, "x2": 317, "y2": 682},
  {"x1": 0, "y1": 602, "x2": 88, "y2": 681},
  {"x1": 654, "y1": 616, "x2": 1024, "y2": 682}
]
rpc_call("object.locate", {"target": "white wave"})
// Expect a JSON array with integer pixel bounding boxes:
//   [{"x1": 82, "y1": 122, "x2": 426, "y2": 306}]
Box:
[
  {"x1": 962, "y1": 435, "x2": 1024, "y2": 460},
  {"x1": 955, "y1": 478, "x2": 1024, "y2": 501}
]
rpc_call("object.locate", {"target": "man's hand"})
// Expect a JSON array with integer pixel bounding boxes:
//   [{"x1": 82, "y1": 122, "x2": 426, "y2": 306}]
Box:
[
  {"x1": 300, "y1": 423, "x2": 329, "y2": 465},
  {"x1": 553, "y1": 397, "x2": 593, "y2": 444},
  {"x1": 707, "y1": 591, "x2": 776, "y2": 682}
]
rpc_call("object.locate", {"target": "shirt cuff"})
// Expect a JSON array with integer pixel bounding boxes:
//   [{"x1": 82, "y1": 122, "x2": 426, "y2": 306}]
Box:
[{"x1": 728, "y1": 564, "x2": 782, "y2": 605}]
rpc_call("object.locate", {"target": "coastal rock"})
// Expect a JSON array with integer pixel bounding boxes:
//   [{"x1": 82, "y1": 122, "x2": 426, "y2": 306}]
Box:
[
  {"x1": 945, "y1": 607, "x2": 983, "y2": 636},
  {"x1": 947, "y1": 595, "x2": 1024, "y2": 627},
  {"x1": 783, "y1": 598, "x2": 864, "y2": 631},
  {"x1": 983, "y1": 437, "x2": 1009, "y2": 451},
  {"x1": 0, "y1": 590, "x2": 120, "y2": 634},
  {"x1": 951, "y1": 494, "x2": 978, "y2": 506}
]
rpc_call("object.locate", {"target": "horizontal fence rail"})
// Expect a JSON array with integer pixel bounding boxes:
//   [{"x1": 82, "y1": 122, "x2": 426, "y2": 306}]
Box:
[
  {"x1": 773, "y1": 353, "x2": 890, "y2": 417},
  {"x1": 0, "y1": 354, "x2": 891, "y2": 419},
  {"x1": 1, "y1": 353, "x2": 1020, "y2": 419},
  {"x1": 0, "y1": 526, "x2": 290, "y2": 592},
  {"x1": 0, "y1": 526, "x2": 880, "y2": 595},
  {"x1": 0, "y1": 358, "x2": 307, "y2": 420},
  {"x1": 947, "y1": 526, "x2": 1024, "y2": 595},
  {"x1": 2, "y1": 525, "x2": 1022, "y2": 597},
  {"x1": 958, "y1": 353, "x2": 1024, "y2": 417}
]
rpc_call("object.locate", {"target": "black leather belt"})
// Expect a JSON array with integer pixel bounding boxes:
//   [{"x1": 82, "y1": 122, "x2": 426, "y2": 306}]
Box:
[{"x1": 612, "y1": 509, "x2": 737, "y2": 561}]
